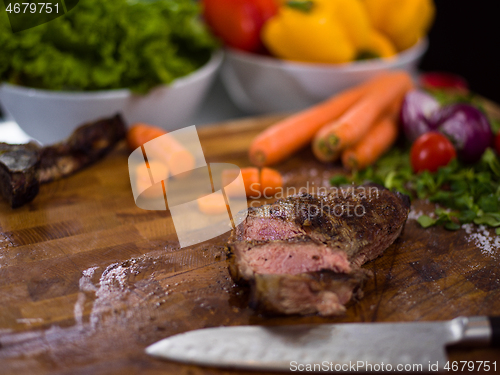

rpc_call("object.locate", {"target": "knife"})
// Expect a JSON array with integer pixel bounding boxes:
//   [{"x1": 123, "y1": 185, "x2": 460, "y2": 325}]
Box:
[{"x1": 146, "y1": 316, "x2": 500, "y2": 372}]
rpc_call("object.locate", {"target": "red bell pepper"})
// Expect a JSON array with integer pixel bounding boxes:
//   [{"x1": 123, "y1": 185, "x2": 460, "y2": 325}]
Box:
[{"x1": 202, "y1": 0, "x2": 278, "y2": 53}]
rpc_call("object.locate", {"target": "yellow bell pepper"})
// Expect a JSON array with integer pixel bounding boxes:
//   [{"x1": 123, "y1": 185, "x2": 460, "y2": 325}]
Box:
[
  {"x1": 262, "y1": 0, "x2": 372, "y2": 64},
  {"x1": 362, "y1": 29, "x2": 397, "y2": 59},
  {"x1": 363, "y1": 0, "x2": 435, "y2": 51}
]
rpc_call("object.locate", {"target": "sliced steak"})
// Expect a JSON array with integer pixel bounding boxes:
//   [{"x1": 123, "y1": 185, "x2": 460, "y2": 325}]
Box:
[
  {"x1": 251, "y1": 270, "x2": 368, "y2": 316},
  {"x1": 229, "y1": 238, "x2": 352, "y2": 281},
  {"x1": 227, "y1": 186, "x2": 410, "y2": 316}
]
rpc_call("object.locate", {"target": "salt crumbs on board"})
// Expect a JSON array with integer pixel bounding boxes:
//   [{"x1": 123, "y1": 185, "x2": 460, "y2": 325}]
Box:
[
  {"x1": 462, "y1": 223, "x2": 500, "y2": 256},
  {"x1": 408, "y1": 208, "x2": 499, "y2": 256},
  {"x1": 407, "y1": 209, "x2": 435, "y2": 221}
]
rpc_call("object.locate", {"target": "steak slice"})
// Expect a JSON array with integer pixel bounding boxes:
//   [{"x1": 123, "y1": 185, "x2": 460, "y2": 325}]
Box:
[
  {"x1": 250, "y1": 270, "x2": 368, "y2": 316},
  {"x1": 227, "y1": 186, "x2": 410, "y2": 316},
  {"x1": 0, "y1": 114, "x2": 126, "y2": 208},
  {"x1": 38, "y1": 114, "x2": 127, "y2": 183}
]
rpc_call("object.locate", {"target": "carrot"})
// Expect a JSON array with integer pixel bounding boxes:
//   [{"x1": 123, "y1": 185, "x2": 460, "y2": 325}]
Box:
[
  {"x1": 222, "y1": 167, "x2": 283, "y2": 198},
  {"x1": 241, "y1": 167, "x2": 261, "y2": 198},
  {"x1": 135, "y1": 163, "x2": 153, "y2": 197},
  {"x1": 200, "y1": 166, "x2": 282, "y2": 213},
  {"x1": 197, "y1": 193, "x2": 228, "y2": 215},
  {"x1": 312, "y1": 125, "x2": 342, "y2": 163},
  {"x1": 312, "y1": 72, "x2": 409, "y2": 163},
  {"x1": 135, "y1": 160, "x2": 168, "y2": 199},
  {"x1": 260, "y1": 167, "x2": 283, "y2": 197},
  {"x1": 249, "y1": 82, "x2": 374, "y2": 167},
  {"x1": 341, "y1": 114, "x2": 398, "y2": 170},
  {"x1": 146, "y1": 160, "x2": 169, "y2": 185},
  {"x1": 127, "y1": 123, "x2": 165, "y2": 150},
  {"x1": 221, "y1": 168, "x2": 239, "y2": 187},
  {"x1": 128, "y1": 123, "x2": 195, "y2": 177},
  {"x1": 235, "y1": 167, "x2": 261, "y2": 198},
  {"x1": 313, "y1": 71, "x2": 413, "y2": 159},
  {"x1": 144, "y1": 133, "x2": 195, "y2": 177},
  {"x1": 222, "y1": 168, "x2": 245, "y2": 198}
]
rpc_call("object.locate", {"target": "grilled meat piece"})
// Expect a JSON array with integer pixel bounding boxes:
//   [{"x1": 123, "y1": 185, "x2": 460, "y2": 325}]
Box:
[
  {"x1": 0, "y1": 115, "x2": 126, "y2": 208},
  {"x1": 228, "y1": 186, "x2": 410, "y2": 316},
  {"x1": 0, "y1": 142, "x2": 41, "y2": 208},
  {"x1": 39, "y1": 114, "x2": 126, "y2": 183}
]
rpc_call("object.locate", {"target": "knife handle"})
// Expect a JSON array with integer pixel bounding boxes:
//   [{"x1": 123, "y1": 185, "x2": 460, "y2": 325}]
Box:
[{"x1": 490, "y1": 317, "x2": 500, "y2": 347}]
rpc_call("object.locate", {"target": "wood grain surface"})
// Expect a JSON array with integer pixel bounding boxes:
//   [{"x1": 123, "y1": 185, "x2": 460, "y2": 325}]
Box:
[{"x1": 0, "y1": 114, "x2": 499, "y2": 375}]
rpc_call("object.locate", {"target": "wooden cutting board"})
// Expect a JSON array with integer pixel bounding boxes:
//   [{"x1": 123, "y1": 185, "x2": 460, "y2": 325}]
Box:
[{"x1": 0, "y1": 113, "x2": 499, "y2": 375}]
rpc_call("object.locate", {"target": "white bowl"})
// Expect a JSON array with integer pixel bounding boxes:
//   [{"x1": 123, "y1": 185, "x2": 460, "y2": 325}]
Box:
[
  {"x1": 0, "y1": 51, "x2": 223, "y2": 145},
  {"x1": 221, "y1": 39, "x2": 428, "y2": 114}
]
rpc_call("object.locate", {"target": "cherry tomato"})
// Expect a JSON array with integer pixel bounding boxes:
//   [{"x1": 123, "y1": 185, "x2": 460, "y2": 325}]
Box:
[
  {"x1": 410, "y1": 132, "x2": 457, "y2": 173},
  {"x1": 202, "y1": 0, "x2": 278, "y2": 53},
  {"x1": 496, "y1": 132, "x2": 500, "y2": 155}
]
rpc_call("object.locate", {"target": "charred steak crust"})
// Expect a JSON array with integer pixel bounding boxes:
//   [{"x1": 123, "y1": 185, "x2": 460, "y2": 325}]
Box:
[{"x1": 227, "y1": 186, "x2": 410, "y2": 316}]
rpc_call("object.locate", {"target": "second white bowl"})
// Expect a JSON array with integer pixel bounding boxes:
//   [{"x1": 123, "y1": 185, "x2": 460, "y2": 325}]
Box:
[{"x1": 221, "y1": 39, "x2": 428, "y2": 114}]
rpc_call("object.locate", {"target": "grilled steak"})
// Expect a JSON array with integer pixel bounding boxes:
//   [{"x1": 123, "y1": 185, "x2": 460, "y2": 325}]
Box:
[
  {"x1": 0, "y1": 114, "x2": 126, "y2": 208},
  {"x1": 227, "y1": 186, "x2": 410, "y2": 316}
]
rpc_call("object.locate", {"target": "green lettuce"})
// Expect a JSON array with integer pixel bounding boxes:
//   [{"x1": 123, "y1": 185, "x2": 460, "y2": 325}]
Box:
[{"x1": 0, "y1": 0, "x2": 217, "y2": 92}]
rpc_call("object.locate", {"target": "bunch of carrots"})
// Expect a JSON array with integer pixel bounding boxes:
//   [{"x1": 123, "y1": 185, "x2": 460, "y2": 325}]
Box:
[{"x1": 249, "y1": 71, "x2": 413, "y2": 170}]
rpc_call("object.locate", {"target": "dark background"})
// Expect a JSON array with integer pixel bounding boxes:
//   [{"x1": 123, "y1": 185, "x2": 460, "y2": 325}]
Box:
[{"x1": 420, "y1": 1, "x2": 499, "y2": 102}]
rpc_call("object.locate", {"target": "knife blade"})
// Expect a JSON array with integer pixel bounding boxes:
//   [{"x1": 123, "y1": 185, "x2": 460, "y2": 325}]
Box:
[{"x1": 146, "y1": 316, "x2": 500, "y2": 372}]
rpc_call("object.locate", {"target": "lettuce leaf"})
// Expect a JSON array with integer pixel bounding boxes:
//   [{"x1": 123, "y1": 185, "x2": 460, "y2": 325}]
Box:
[{"x1": 0, "y1": 0, "x2": 217, "y2": 93}]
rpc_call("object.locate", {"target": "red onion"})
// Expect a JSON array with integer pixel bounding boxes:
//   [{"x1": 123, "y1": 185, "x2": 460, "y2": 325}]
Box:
[
  {"x1": 400, "y1": 90, "x2": 441, "y2": 142},
  {"x1": 432, "y1": 104, "x2": 493, "y2": 163}
]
